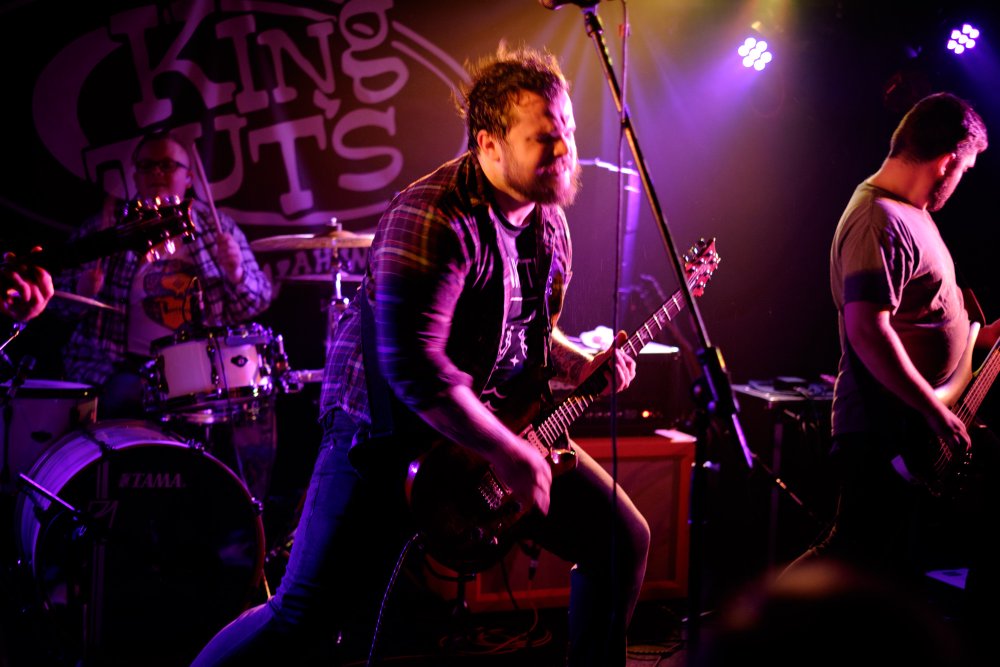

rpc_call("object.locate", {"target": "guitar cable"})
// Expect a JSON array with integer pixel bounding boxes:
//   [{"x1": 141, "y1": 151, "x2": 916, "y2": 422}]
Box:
[{"x1": 365, "y1": 532, "x2": 420, "y2": 667}]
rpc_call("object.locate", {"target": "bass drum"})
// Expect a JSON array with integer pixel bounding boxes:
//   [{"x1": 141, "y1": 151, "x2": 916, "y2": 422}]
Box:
[{"x1": 15, "y1": 420, "x2": 264, "y2": 665}]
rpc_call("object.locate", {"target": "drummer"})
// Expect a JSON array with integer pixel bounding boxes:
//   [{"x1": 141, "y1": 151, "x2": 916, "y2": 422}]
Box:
[{"x1": 58, "y1": 128, "x2": 272, "y2": 418}]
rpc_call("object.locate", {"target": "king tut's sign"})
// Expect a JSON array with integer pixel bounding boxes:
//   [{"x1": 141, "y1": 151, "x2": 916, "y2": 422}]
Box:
[{"x1": 27, "y1": 0, "x2": 469, "y2": 233}]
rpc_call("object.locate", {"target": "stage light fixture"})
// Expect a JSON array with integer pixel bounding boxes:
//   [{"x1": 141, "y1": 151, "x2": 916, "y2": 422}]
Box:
[
  {"x1": 947, "y1": 23, "x2": 979, "y2": 55},
  {"x1": 738, "y1": 36, "x2": 772, "y2": 71}
]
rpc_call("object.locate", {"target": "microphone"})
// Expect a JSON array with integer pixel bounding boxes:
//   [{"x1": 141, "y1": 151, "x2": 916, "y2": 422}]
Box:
[
  {"x1": 189, "y1": 277, "x2": 206, "y2": 330},
  {"x1": 539, "y1": 0, "x2": 600, "y2": 9}
]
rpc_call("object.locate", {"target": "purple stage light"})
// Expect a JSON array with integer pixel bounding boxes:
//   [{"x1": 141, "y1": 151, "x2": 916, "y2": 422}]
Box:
[{"x1": 947, "y1": 23, "x2": 980, "y2": 54}]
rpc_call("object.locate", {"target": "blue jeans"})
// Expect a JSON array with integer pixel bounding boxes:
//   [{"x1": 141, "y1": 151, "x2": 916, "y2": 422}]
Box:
[{"x1": 192, "y1": 410, "x2": 650, "y2": 666}]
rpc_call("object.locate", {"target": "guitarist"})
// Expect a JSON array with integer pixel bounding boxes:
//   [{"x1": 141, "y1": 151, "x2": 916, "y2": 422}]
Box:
[
  {"x1": 193, "y1": 45, "x2": 648, "y2": 667},
  {"x1": 784, "y1": 93, "x2": 1000, "y2": 655}
]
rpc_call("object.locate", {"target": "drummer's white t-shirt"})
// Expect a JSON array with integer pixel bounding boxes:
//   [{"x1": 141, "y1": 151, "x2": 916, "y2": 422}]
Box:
[{"x1": 127, "y1": 246, "x2": 198, "y2": 356}]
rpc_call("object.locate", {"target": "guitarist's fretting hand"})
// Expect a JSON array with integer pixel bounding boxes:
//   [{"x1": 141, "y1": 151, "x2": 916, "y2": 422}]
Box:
[
  {"x1": 593, "y1": 330, "x2": 638, "y2": 395},
  {"x1": 564, "y1": 329, "x2": 637, "y2": 394},
  {"x1": 1, "y1": 251, "x2": 54, "y2": 322}
]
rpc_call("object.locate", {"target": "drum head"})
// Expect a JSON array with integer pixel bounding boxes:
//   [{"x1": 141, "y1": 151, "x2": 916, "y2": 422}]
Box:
[{"x1": 17, "y1": 421, "x2": 264, "y2": 664}]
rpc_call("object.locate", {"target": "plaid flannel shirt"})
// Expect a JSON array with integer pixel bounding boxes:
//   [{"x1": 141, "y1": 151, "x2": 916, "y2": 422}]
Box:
[
  {"x1": 320, "y1": 152, "x2": 572, "y2": 430},
  {"x1": 59, "y1": 199, "x2": 272, "y2": 386}
]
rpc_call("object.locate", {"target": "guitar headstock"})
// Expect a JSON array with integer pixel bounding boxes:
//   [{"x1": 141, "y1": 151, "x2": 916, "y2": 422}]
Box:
[
  {"x1": 683, "y1": 237, "x2": 721, "y2": 297},
  {"x1": 118, "y1": 196, "x2": 196, "y2": 262}
]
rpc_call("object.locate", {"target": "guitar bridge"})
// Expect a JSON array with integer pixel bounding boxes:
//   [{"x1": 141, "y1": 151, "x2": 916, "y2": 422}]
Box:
[{"x1": 479, "y1": 469, "x2": 507, "y2": 511}]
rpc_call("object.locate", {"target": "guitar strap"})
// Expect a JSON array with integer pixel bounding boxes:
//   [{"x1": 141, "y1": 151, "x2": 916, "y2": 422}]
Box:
[{"x1": 956, "y1": 264, "x2": 986, "y2": 325}]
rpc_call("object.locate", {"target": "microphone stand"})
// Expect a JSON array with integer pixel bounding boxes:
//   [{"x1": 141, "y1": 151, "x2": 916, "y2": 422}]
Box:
[{"x1": 567, "y1": 5, "x2": 752, "y2": 652}]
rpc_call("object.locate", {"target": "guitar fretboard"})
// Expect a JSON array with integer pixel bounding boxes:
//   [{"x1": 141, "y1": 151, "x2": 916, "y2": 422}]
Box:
[
  {"x1": 955, "y1": 339, "x2": 1000, "y2": 426},
  {"x1": 532, "y1": 265, "x2": 707, "y2": 451}
]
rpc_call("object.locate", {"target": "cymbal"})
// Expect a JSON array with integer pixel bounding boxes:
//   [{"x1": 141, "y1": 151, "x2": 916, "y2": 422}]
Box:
[
  {"x1": 251, "y1": 231, "x2": 375, "y2": 252},
  {"x1": 53, "y1": 290, "x2": 124, "y2": 314}
]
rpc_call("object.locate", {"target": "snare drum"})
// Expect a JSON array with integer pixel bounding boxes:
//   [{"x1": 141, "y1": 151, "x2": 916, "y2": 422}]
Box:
[
  {"x1": 148, "y1": 323, "x2": 275, "y2": 422},
  {"x1": 0, "y1": 379, "x2": 97, "y2": 494},
  {"x1": 15, "y1": 420, "x2": 264, "y2": 662}
]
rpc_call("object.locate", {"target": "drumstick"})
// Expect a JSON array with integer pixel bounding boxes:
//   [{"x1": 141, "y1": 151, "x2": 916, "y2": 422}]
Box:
[{"x1": 188, "y1": 143, "x2": 224, "y2": 236}]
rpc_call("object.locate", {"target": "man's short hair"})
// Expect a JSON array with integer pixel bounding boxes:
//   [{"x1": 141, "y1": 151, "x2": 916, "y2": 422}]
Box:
[
  {"x1": 131, "y1": 128, "x2": 191, "y2": 165},
  {"x1": 889, "y1": 92, "x2": 988, "y2": 162},
  {"x1": 460, "y1": 43, "x2": 568, "y2": 152}
]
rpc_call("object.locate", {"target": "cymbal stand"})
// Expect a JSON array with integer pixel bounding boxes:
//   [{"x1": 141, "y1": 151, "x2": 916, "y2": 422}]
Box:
[
  {"x1": 1, "y1": 355, "x2": 34, "y2": 493},
  {"x1": 0, "y1": 322, "x2": 25, "y2": 373},
  {"x1": 326, "y1": 220, "x2": 351, "y2": 361}
]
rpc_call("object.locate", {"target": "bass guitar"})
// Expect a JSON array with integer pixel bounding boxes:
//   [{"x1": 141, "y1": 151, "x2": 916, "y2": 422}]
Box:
[
  {"x1": 891, "y1": 321, "x2": 1000, "y2": 498},
  {"x1": 405, "y1": 238, "x2": 720, "y2": 572}
]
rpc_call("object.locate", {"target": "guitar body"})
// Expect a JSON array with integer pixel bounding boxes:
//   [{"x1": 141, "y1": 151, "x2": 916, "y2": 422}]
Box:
[
  {"x1": 889, "y1": 427, "x2": 972, "y2": 499},
  {"x1": 891, "y1": 322, "x2": 1000, "y2": 498},
  {"x1": 405, "y1": 239, "x2": 721, "y2": 572},
  {"x1": 405, "y1": 439, "x2": 526, "y2": 572}
]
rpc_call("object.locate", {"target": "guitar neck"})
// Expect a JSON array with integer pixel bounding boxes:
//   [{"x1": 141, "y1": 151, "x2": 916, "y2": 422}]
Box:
[
  {"x1": 954, "y1": 338, "x2": 1000, "y2": 427},
  {"x1": 532, "y1": 289, "x2": 689, "y2": 450}
]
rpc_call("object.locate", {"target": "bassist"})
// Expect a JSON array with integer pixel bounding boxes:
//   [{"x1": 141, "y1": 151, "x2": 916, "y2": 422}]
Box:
[{"x1": 784, "y1": 93, "x2": 1000, "y2": 660}]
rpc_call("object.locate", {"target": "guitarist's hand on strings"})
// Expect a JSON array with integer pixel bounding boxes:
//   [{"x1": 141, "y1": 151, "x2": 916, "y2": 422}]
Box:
[
  {"x1": 1, "y1": 251, "x2": 54, "y2": 322},
  {"x1": 588, "y1": 330, "x2": 638, "y2": 395},
  {"x1": 491, "y1": 439, "x2": 553, "y2": 517},
  {"x1": 423, "y1": 384, "x2": 554, "y2": 516},
  {"x1": 925, "y1": 401, "x2": 972, "y2": 456}
]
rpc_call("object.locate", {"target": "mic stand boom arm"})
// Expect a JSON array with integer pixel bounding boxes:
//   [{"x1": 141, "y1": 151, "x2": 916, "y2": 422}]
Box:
[{"x1": 568, "y1": 5, "x2": 753, "y2": 651}]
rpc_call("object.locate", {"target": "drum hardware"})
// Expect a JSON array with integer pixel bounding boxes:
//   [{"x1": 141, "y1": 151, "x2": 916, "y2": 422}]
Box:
[
  {"x1": 280, "y1": 272, "x2": 364, "y2": 284},
  {"x1": 16, "y1": 471, "x2": 93, "y2": 538},
  {"x1": 12, "y1": 420, "x2": 266, "y2": 663},
  {"x1": 0, "y1": 321, "x2": 25, "y2": 360},
  {"x1": 147, "y1": 322, "x2": 279, "y2": 423},
  {"x1": 283, "y1": 368, "x2": 324, "y2": 387}
]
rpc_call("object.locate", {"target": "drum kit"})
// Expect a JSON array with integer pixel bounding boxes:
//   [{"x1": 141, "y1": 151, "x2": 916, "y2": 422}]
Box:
[{"x1": 0, "y1": 218, "x2": 372, "y2": 665}]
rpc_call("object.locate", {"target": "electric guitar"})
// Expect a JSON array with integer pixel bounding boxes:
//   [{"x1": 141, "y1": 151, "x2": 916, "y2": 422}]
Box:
[
  {"x1": 24, "y1": 197, "x2": 196, "y2": 271},
  {"x1": 405, "y1": 238, "x2": 721, "y2": 572},
  {"x1": 890, "y1": 322, "x2": 1000, "y2": 498}
]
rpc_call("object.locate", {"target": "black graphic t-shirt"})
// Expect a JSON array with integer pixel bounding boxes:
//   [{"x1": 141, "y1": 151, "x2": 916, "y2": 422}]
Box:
[{"x1": 481, "y1": 215, "x2": 545, "y2": 418}]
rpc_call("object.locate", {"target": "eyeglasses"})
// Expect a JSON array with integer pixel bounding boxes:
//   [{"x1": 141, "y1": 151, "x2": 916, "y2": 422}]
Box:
[{"x1": 136, "y1": 158, "x2": 189, "y2": 174}]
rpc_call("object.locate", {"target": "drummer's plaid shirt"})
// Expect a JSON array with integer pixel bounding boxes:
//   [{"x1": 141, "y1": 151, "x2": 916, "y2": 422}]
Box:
[
  {"x1": 58, "y1": 200, "x2": 272, "y2": 386},
  {"x1": 320, "y1": 152, "x2": 572, "y2": 432}
]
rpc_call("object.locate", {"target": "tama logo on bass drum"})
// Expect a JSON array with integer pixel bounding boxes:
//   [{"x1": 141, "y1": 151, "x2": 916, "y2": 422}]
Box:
[{"x1": 118, "y1": 471, "x2": 186, "y2": 489}]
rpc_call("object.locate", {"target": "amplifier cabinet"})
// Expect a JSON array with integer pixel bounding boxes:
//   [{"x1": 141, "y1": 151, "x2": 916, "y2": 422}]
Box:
[{"x1": 423, "y1": 432, "x2": 695, "y2": 612}]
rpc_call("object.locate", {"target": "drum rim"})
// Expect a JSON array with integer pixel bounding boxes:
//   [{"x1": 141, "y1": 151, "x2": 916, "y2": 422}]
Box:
[
  {"x1": 0, "y1": 378, "x2": 96, "y2": 398},
  {"x1": 150, "y1": 322, "x2": 273, "y2": 350},
  {"x1": 152, "y1": 384, "x2": 274, "y2": 410}
]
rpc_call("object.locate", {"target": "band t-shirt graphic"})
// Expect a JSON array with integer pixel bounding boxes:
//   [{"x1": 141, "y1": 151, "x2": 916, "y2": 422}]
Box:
[
  {"x1": 481, "y1": 218, "x2": 544, "y2": 417},
  {"x1": 127, "y1": 251, "x2": 198, "y2": 355}
]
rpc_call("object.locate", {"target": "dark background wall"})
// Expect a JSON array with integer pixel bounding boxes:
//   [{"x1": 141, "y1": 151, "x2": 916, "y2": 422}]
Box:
[
  {"x1": 2, "y1": 0, "x2": 999, "y2": 628},
  {"x1": 4, "y1": 0, "x2": 999, "y2": 391}
]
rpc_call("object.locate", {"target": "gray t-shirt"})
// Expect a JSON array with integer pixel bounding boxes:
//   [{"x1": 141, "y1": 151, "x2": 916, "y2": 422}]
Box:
[{"x1": 830, "y1": 181, "x2": 970, "y2": 436}]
